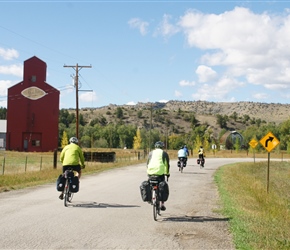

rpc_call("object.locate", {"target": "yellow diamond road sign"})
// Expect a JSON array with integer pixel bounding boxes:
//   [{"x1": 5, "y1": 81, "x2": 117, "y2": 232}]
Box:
[
  {"x1": 249, "y1": 139, "x2": 258, "y2": 148},
  {"x1": 259, "y1": 132, "x2": 280, "y2": 152}
]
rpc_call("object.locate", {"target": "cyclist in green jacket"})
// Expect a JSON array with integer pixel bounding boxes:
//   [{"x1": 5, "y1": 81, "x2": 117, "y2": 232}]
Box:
[
  {"x1": 147, "y1": 141, "x2": 170, "y2": 211},
  {"x1": 59, "y1": 137, "x2": 85, "y2": 200}
]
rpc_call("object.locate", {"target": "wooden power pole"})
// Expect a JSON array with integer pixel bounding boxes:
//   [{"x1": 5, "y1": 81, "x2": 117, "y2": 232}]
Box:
[{"x1": 64, "y1": 63, "x2": 92, "y2": 141}]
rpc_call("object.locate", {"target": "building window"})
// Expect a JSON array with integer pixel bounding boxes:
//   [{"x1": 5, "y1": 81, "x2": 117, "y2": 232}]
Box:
[
  {"x1": 32, "y1": 140, "x2": 40, "y2": 147},
  {"x1": 31, "y1": 75, "x2": 36, "y2": 82}
]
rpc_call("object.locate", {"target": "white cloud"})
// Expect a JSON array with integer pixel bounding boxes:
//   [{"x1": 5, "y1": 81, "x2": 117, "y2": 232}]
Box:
[
  {"x1": 126, "y1": 101, "x2": 136, "y2": 105},
  {"x1": 79, "y1": 91, "x2": 97, "y2": 103},
  {"x1": 253, "y1": 93, "x2": 268, "y2": 100},
  {"x1": 195, "y1": 65, "x2": 217, "y2": 83},
  {"x1": 0, "y1": 64, "x2": 22, "y2": 77},
  {"x1": 154, "y1": 14, "x2": 179, "y2": 37},
  {"x1": 179, "y1": 80, "x2": 195, "y2": 86},
  {"x1": 0, "y1": 80, "x2": 13, "y2": 96},
  {"x1": 0, "y1": 48, "x2": 19, "y2": 60},
  {"x1": 0, "y1": 100, "x2": 6, "y2": 108},
  {"x1": 128, "y1": 18, "x2": 149, "y2": 36},
  {"x1": 158, "y1": 99, "x2": 168, "y2": 103},
  {"x1": 191, "y1": 77, "x2": 244, "y2": 101},
  {"x1": 175, "y1": 7, "x2": 290, "y2": 92}
]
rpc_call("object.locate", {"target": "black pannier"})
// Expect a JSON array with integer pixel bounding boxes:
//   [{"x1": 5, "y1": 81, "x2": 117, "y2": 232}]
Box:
[
  {"x1": 140, "y1": 180, "x2": 151, "y2": 202},
  {"x1": 158, "y1": 181, "x2": 169, "y2": 202},
  {"x1": 56, "y1": 174, "x2": 65, "y2": 192},
  {"x1": 70, "y1": 176, "x2": 79, "y2": 193}
]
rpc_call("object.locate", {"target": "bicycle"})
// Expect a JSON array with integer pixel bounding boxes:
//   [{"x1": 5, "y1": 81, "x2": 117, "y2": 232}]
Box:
[
  {"x1": 197, "y1": 157, "x2": 205, "y2": 169},
  {"x1": 177, "y1": 157, "x2": 187, "y2": 173},
  {"x1": 63, "y1": 168, "x2": 75, "y2": 207},
  {"x1": 148, "y1": 176, "x2": 161, "y2": 221}
]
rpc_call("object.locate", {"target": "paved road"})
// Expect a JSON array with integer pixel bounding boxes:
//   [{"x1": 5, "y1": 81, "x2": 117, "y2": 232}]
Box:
[{"x1": 0, "y1": 157, "x2": 261, "y2": 249}]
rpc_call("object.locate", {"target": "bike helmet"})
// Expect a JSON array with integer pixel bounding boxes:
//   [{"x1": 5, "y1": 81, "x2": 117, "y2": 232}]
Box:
[
  {"x1": 69, "y1": 137, "x2": 78, "y2": 144},
  {"x1": 154, "y1": 141, "x2": 164, "y2": 149}
]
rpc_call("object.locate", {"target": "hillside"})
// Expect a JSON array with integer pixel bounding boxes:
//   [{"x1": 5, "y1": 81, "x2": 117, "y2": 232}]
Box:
[{"x1": 77, "y1": 100, "x2": 290, "y2": 138}]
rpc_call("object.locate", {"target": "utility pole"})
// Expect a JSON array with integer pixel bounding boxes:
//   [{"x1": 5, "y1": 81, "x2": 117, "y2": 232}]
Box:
[{"x1": 64, "y1": 63, "x2": 92, "y2": 141}]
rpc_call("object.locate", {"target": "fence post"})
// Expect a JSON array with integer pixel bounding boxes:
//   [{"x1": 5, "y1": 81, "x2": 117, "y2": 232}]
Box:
[
  {"x1": 2, "y1": 157, "x2": 5, "y2": 175},
  {"x1": 53, "y1": 149, "x2": 57, "y2": 169},
  {"x1": 40, "y1": 156, "x2": 42, "y2": 171},
  {"x1": 25, "y1": 156, "x2": 27, "y2": 172}
]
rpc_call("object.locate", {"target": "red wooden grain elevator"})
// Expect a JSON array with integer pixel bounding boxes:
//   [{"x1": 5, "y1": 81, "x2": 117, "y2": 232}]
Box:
[{"x1": 6, "y1": 56, "x2": 60, "y2": 152}]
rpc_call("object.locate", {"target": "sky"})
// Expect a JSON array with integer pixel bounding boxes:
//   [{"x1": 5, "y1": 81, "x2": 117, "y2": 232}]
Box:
[{"x1": 1, "y1": 1, "x2": 290, "y2": 109}]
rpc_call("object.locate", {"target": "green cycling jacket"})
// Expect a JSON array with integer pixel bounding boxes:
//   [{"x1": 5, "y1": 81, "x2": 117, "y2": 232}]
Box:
[
  {"x1": 147, "y1": 148, "x2": 170, "y2": 175},
  {"x1": 60, "y1": 143, "x2": 85, "y2": 167}
]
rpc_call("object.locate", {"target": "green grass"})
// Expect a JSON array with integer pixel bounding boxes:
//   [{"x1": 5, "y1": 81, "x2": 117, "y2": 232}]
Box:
[{"x1": 215, "y1": 161, "x2": 290, "y2": 249}]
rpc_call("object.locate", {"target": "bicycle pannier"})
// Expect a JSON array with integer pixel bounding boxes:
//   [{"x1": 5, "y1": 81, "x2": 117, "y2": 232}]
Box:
[
  {"x1": 56, "y1": 174, "x2": 65, "y2": 192},
  {"x1": 140, "y1": 180, "x2": 151, "y2": 202},
  {"x1": 70, "y1": 176, "x2": 79, "y2": 193},
  {"x1": 158, "y1": 181, "x2": 169, "y2": 202}
]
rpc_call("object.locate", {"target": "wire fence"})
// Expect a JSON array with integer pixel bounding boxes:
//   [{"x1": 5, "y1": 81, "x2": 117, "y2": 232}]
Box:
[
  {"x1": 0, "y1": 150, "x2": 147, "y2": 175},
  {"x1": 1, "y1": 149, "x2": 288, "y2": 175}
]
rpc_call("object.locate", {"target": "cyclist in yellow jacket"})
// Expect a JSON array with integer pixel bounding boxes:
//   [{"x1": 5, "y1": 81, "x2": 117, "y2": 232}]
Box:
[
  {"x1": 147, "y1": 141, "x2": 170, "y2": 211},
  {"x1": 59, "y1": 137, "x2": 85, "y2": 200}
]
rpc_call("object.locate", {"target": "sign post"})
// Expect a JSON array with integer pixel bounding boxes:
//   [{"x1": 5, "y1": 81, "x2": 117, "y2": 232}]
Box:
[
  {"x1": 249, "y1": 139, "x2": 258, "y2": 162},
  {"x1": 259, "y1": 132, "x2": 280, "y2": 193}
]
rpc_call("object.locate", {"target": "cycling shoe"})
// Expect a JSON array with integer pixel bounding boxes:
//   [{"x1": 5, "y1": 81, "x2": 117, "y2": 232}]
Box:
[{"x1": 160, "y1": 205, "x2": 166, "y2": 211}]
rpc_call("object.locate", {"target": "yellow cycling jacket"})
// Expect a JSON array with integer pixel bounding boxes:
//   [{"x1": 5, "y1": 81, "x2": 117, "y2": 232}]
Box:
[
  {"x1": 147, "y1": 148, "x2": 170, "y2": 176},
  {"x1": 60, "y1": 143, "x2": 85, "y2": 167}
]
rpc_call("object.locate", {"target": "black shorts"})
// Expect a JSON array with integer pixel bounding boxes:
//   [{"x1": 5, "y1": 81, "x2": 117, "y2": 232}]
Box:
[
  {"x1": 148, "y1": 175, "x2": 165, "y2": 182},
  {"x1": 62, "y1": 165, "x2": 81, "y2": 173}
]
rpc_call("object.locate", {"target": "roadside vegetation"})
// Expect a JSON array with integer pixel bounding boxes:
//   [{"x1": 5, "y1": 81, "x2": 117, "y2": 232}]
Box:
[{"x1": 215, "y1": 161, "x2": 290, "y2": 249}]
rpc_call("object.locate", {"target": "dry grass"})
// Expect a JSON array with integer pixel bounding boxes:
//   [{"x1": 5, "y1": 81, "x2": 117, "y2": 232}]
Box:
[{"x1": 215, "y1": 161, "x2": 290, "y2": 249}]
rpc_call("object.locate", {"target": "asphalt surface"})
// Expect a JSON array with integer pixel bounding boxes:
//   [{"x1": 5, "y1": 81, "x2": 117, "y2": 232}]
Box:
[{"x1": 0, "y1": 157, "x2": 261, "y2": 249}]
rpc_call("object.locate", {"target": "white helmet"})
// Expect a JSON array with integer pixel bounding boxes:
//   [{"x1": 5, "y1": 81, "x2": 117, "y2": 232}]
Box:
[{"x1": 69, "y1": 137, "x2": 78, "y2": 144}]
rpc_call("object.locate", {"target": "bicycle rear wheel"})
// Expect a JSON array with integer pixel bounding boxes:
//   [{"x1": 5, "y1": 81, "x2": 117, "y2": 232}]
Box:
[
  {"x1": 152, "y1": 190, "x2": 158, "y2": 221},
  {"x1": 64, "y1": 179, "x2": 69, "y2": 207}
]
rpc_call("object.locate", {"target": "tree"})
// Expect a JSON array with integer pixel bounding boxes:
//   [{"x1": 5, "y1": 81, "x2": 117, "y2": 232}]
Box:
[
  {"x1": 133, "y1": 127, "x2": 142, "y2": 149},
  {"x1": 216, "y1": 114, "x2": 228, "y2": 129},
  {"x1": 116, "y1": 107, "x2": 124, "y2": 119},
  {"x1": 61, "y1": 131, "x2": 68, "y2": 148}
]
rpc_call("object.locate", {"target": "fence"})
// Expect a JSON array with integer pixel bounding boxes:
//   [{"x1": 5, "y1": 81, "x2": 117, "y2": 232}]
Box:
[{"x1": 0, "y1": 150, "x2": 147, "y2": 175}]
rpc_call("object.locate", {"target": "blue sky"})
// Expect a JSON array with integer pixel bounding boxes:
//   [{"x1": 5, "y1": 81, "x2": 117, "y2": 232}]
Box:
[{"x1": 1, "y1": 1, "x2": 290, "y2": 109}]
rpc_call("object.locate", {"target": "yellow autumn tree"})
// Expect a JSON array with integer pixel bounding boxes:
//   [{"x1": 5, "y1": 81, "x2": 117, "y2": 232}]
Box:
[
  {"x1": 133, "y1": 128, "x2": 142, "y2": 149},
  {"x1": 61, "y1": 131, "x2": 69, "y2": 148}
]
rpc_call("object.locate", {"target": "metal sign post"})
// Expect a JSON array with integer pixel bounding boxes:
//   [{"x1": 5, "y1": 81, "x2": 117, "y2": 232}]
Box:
[{"x1": 259, "y1": 132, "x2": 280, "y2": 193}]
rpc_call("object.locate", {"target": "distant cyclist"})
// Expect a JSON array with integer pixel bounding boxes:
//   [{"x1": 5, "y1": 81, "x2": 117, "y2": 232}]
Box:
[
  {"x1": 198, "y1": 146, "x2": 205, "y2": 161},
  {"x1": 147, "y1": 141, "x2": 170, "y2": 211},
  {"x1": 59, "y1": 137, "x2": 85, "y2": 200},
  {"x1": 183, "y1": 144, "x2": 189, "y2": 157},
  {"x1": 177, "y1": 146, "x2": 187, "y2": 170}
]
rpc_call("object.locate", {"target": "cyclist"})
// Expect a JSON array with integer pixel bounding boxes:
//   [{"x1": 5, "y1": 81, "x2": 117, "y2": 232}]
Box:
[
  {"x1": 198, "y1": 146, "x2": 205, "y2": 161},
  {"x1": 58, "y1": 137, "x2": 85, "y2": 200},
  {"x1": 177, "y1": 146, "x2": 187, "y2": 170},
  {"x1": 147, "y1": 141, "x2": 170, "y2": 211},
  {"x1": 183, "y1": 144, "x2": 189, "y2": 157}
]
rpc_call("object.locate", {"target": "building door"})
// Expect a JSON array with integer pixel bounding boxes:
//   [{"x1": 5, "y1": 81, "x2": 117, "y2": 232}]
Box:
[{"x1": 23, "y1": 139, "x2": 28, "y2": 151}]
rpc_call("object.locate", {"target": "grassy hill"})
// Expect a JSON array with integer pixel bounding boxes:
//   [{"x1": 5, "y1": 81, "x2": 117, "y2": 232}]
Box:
[{"x1": 74, "y1": 100, "x2": 290, "y2": 138}]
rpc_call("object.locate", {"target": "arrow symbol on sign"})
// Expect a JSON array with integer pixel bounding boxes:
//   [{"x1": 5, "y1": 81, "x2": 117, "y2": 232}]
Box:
[{"x1": 265, "y1": 137, "x2": 274, "y2": 147}]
